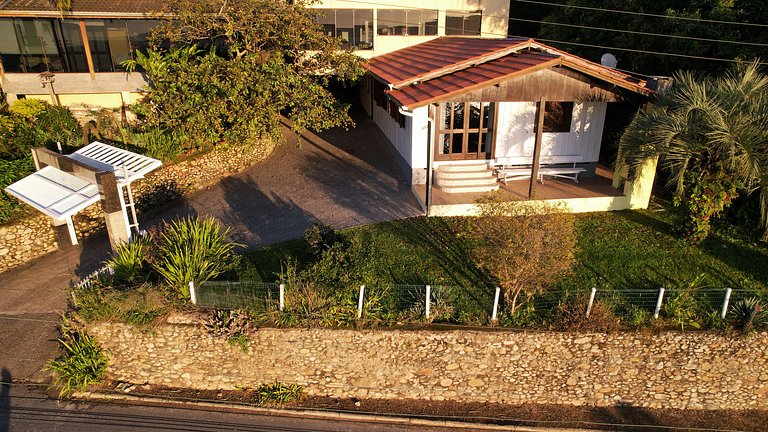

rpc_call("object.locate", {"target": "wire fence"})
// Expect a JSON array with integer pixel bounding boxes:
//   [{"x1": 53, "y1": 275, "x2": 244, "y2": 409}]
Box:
[{"x1": 193, "y1": 280, "x2": 767, "y2": 328}]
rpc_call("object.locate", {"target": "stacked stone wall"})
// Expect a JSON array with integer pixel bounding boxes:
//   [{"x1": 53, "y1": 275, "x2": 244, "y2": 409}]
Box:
[{"x1": 89, "y1": 320, "x2": 768, "y2": 410}]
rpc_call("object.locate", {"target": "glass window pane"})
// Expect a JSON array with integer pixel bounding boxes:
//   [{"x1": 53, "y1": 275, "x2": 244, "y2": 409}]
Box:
[
  {"x1": 335, "y1": 10, "x2": 354, "y2": 47},
  {"x1": 0, "y1": 18, "x2": 23, "y2": 72},
  {"x1": 468, "y1": 102, "x2": 481, "y2": 129},
  {"x1": 441, "y1": 103, "x2": 451, "y2": 130},
  {"x1": 85, "y1": 20, "x2": 114, "y2": 72},
  {"x1": 316, "y1": 10, "x2": 335, "y2": 37},
  {"x1": 60, "y1": 19, "x2": 89, "y2": 72},
  {"x1": 106, "y1": 20, "x2": 131, "y2": 70},
  {"x1": 423, "y1": 11, "x2": 438, "y2": 36},
  {"x1": 405, "y1": 10, "x2": 420, "y2": 36},
  {"x1": 127, "y1": 19, "x2": 160, "y2": 55},
  {"x1": 452, "y1": 102, "x2": 465, "y2": 129},
  {"x1": 439, "y1": 134, "x2": 449, "y2": 155},
  {"x1": 15, "y1": 19, "x2": 46, "y2": 72},
  {"x1": 377, "y1": 10, "x2": 406, "y2": 35},
  {"x1": 467, "y1": 132, "x2": 479, "y2": 153},
  {"x1": 445, "y1": 14, "x2": 463, "y2": 36},
  {"x1": 353, "y1": 10, "x2": 373, "y2": 49},
  {"x1": 482, "y1": 102, "x2": 492, "y2": 130},
  {"x1": 38, "y1": 20, "x2": 64, "y2": 71},
  {"x1": 464, "y1": 13, "x2": 482, "y2": 36},
  {"x1": 451, "y1": 133, "x2": 463, "y2": 154}
]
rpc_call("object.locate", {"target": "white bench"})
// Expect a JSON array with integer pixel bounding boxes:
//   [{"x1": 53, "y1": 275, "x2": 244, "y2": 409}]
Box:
[{"x1": 494, "y1": 156, "x2": 587, "y2": 185}]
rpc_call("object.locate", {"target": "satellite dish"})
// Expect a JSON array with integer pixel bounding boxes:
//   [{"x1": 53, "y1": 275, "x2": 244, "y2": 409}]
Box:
[{"x1": 601, "y1": 53, "x2": 618, "y2": 69}]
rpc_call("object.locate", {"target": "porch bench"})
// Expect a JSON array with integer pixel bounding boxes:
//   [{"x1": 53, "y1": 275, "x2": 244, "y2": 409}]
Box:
[{"x1": 494, "y1": 156, "x2": 587, "y2": 185}]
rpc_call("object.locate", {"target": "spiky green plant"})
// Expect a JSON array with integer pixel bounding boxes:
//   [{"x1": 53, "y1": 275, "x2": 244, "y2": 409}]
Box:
[
  {"x1": 154, "y1": 217, "x2": 240, "y2": 299},
  {"x1": 46, "y1": 327, "x2": 108, "y2": 397},
  {"x1": 106, "y1": 236, "x2": 151, "y2": 285},
  {"x1": 730, "y1": 297, "x2": 768, "y2": 333}
]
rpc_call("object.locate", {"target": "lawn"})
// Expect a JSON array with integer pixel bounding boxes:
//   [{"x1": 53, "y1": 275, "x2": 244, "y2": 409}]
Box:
[{"x1": 234, "y1": 202, "x2": 768, "y2": 328}]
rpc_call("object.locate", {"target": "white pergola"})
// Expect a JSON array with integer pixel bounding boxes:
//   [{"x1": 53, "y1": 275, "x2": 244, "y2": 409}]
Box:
[{"x1": 5, "y1": 142, "x2": 162, "y2": 248}]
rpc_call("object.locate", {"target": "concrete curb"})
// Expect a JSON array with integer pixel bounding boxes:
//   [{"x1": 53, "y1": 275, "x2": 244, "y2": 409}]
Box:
[{"x1": 74, "y1": 391, "x2": 601, "y2": 432}]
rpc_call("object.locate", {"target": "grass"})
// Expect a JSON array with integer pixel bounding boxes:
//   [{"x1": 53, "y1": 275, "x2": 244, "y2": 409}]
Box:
[{"x1": 233, "y1": 201, "x2": 767, "y2": 329}]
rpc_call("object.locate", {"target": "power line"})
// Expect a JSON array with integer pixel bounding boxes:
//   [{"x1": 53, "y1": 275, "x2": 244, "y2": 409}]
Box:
[
  {"x1": 510, "y1": 0, "x2": 768, "y2": 28},
  {"x1": 509, "y1": 17, "x2": 768, "y2": 48},
  {"x1": 510, "y1": 34, "x2": 763, "y2": 64}
]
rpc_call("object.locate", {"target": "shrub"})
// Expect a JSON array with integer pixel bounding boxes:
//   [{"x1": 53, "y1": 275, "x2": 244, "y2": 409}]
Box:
[
  {"x1": 204, "y1": 309, "x2": 255, "y2": 337},
  {"x1": 131, "y1": 127, "x2": 182, "y2": 161},
  {"x1": 304, "y1": 223, "x2": 341, "y2": 257},
  {"x1": 554, "y1": 300, "x2": 620, "y2": 332},
  {"x1": 72, "y1": 283, "x2": 170, "y2": 326},
  {"x1": 237, "y1": 382, "x2": 303, "y2": 405},
  {"x1": 469, "y1": 193, "x2": 577, "y2": 314},
  {"x1": 9, "y1": 99, "x2": 47, "y2": 119},
  {"x1": 106, "y1": 236, "x2": 152, "y2": 286},
  {"x1": 46, "y1": 325, "x2": 108, "y2": 397},
  {"x1": 0, "y1": 157, "x2": 34, "y2": 223},
  {"x1": 154, "y1": 216, "x2": 240, "y2": 299}
]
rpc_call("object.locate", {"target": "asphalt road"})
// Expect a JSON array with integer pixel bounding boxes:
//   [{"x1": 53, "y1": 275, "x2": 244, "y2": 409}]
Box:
[{"x1": 1, "y1": 384, "x2": 464, "y2": 432}]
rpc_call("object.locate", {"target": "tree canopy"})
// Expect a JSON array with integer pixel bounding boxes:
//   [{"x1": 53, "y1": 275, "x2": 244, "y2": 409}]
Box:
[
  {"x1": 509, "y1": 0, "x2": 768, "y2": 75},
  {"x1": 125, "y1": 0, "x2": 365, "y2": 149},
  {"x1": 617, "y1": 62, "x2": 768, "y2": 241}
]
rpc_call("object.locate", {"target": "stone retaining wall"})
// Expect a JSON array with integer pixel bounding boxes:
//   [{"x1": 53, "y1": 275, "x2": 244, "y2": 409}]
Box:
[
  {"x1": 89, "y1": 320, "x2": 768, "y2": 410},
  {"x1": 0, "y1": 142, "x2": 275, "y2": 274}
]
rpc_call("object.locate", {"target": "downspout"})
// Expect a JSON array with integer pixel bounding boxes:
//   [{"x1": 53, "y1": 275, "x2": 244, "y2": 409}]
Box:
[{"x1": 399, "y1": 105, "x2": 434, "y2": 216}]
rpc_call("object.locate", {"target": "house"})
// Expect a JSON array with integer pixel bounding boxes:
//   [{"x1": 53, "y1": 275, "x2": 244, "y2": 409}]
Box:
[
  {"x1": 360, "y1": 37, "x2": 662, "y2": 215},
  {"x1": 0, "y1": 0, "x2": 508, "y2": 107}
]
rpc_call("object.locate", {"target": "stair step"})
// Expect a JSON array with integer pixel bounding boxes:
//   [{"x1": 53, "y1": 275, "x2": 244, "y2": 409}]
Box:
[
  {"x1": 436, "y1": 184, "x2": 500, "y2": 194},
  {"x1": 438, "y1": 164, "x2": 490, "y2": 173},
  {"x1": 436, "y1": 170, "x2": 495, "y2": 180},
  {"x1": 434, "y1": 176, "x2": 499, "y2": 187}
]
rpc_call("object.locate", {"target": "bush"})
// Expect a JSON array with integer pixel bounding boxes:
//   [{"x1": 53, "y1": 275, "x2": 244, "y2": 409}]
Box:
[
  {"x1": 130, "y1": 127, "x2": 182, "y2": 161},
  {"x1": 154, "y1": 216, "x2": 240, "y2": 299},
  {"x1": 469, "y1": 193, "x2": 577, "y2": 314},
  {"x1": 72, "y1": 283, "x2": 170, "y2": 326},
  {"x1": 730, "y1": 297, "x2": 768, "y2": 333},
  {"x1": 237, "y1": 382, "x2": 303, "y2": 405},
  {"x1": 46, "y1": 325, "x2": 108, "y2": 397},
  {"x1": 304, "y1": 223, "x2": 341, "y2": 257},
  {"x1": 1, "y1": 102, "x2": 81, "y2": 159},
  {"x1": 0, "y1": 157, "x2": 34, "y2": 222},
  {"x1": 9, "y1": 99, "x2": 46, "y2": 119}
]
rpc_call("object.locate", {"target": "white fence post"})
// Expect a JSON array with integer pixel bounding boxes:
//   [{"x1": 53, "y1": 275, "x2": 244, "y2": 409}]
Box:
[
  {"x1": 586, "y1": 287, "x2": 597, "y2": 317},
  {"x1": 425, "y1": 285, "x2": 431, "y2": 319},
  {"x1": 653, "y1": 287, "x2": 665, "y2": 319},
  {"x1": 491, "y1": 287, "x2": 501, "y2": 322},
  {"x1": 357, "y1": 285, "x2": 365, "y2": 319},
  {"x1": 721, "y1": 287, "x2": 733, "y2": 319},
  {"x1": 279, "y1": 283, "x2": 285, "y2": 312},
  {"x1": 189, "y1": 281, "x2": 197, "y2": 305}
]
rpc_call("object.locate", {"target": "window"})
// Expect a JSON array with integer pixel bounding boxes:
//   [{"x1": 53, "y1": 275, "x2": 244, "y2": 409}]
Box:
[
  {"x1": 445, "y1": 11, "x2": 482, "y2": 36},
  {"x1": 314, "y1": 9, "x2": 373, "y2": 49},
  {"x1": 0, "y1": 18, "x2": 160, "y2": 73},
  {"x1": 377, "y1": 9, "x2": 438, "y2": 36},
  {"x1": 540, "y1": 102, "x2": 574, "y2": 133},
  {"x1": 437, "y1": 102, "x2": 493, "y2": 158},
  {"x1": 373, "y1": 78, "x2": 404, "y2": 128}
]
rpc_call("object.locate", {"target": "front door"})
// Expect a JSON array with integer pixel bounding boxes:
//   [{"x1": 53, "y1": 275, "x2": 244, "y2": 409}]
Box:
[{"x1": 435, "y1": 102, "x2": 494, "y2": 161}]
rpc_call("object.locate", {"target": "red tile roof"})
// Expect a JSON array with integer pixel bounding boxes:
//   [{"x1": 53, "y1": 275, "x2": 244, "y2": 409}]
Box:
[
  {"x1": 0, "y1": 0, "x2": 165, "y2": 14},
  {"x1": 364, "y1": 37, "x2": 655, "y2": 109}
]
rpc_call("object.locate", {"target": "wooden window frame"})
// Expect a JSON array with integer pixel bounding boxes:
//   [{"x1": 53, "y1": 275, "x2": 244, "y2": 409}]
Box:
[{"x1": 435, "y1": 101, "x2": 492, "y2": 160}]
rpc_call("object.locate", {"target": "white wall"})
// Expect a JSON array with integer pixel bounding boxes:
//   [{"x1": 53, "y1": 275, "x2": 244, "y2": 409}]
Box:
[
  {"x1": 372, "y1": 102, "x2": 429, "y2": 169},
  {"x1": 494, "y1": 101, "x2": 607, "y2": 164}
]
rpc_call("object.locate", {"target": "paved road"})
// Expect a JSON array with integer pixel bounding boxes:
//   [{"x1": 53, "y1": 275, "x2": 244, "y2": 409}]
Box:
[
  {"x1": 0, "y1": 384, "x2": 461, "y2": 432},
  {"x1": 0, "y1": 112, "x2": 420, "y2": 384}
]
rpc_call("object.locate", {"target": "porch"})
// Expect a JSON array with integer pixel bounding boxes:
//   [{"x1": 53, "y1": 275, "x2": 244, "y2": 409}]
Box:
[{"x1": 413, "y1": 164, "x2": 634, "y2": 216}]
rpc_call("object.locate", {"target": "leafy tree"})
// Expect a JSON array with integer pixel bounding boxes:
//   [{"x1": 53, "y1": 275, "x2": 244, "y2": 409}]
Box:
[
  {"x1": 511, "y1": 0, "x2": 768, "y2": 75},
  {"x1": 468, "y1": 194, "x2": 576, "y2": 314},
  {"x1": 125, "y1": 0, "x2": 365, "y2": 150},
  {"x1": 618, "y1": 62, "x2": 768, "y2": 242}
]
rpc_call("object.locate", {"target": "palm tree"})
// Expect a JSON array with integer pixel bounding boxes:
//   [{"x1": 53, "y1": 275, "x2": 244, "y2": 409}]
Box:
[{"x1": 617, "y1": 62, "x2": 768, "y2": 242}]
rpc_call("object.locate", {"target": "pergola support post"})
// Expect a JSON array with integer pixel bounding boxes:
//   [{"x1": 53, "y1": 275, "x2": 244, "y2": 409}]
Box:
[
  {"x1": 97, "y1": 172, "x2": 131, "y2": 250},
  {"x1": 51, "y1": 217, "x2": 77, "y2": 250}
]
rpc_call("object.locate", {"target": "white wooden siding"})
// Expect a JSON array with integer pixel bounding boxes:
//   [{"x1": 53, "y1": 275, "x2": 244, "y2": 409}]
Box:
[
  {"x1": 372, "y1": 104, "x2": 429, "y2": 168},
  {"x1": 495, "y1": 101, "x2": 607, "y2": 164}
]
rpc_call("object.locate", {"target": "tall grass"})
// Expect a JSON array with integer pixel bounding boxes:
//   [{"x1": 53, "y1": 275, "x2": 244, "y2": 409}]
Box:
[{"x1": 46, "y1": 326, "x2": 108, "y2": 397}]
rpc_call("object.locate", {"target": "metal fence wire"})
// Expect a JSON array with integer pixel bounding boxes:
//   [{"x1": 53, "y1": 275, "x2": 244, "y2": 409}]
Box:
[{"x1": 193, "y1": 280, "x2": 766, "y2": 326}]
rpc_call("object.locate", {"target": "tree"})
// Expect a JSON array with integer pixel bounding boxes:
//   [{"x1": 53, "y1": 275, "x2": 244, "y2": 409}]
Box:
[
  {"x1": 618, "y1": 62, "x2": 768, "y2": 242},
  {"x1": 125, "y1": 0, "x2": 365, "y2": 150},
  {"x1": 468, "y1": 194, "x2": 577, "y2": 314}
]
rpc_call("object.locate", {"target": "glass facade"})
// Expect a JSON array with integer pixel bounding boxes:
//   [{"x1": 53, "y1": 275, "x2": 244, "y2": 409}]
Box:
[
  {"x1": 377, "y1": 9, "x2": 438, "y2": 36},
  {"x1": 315, "y1": 9, "x2": 374, "y2": 49},
  {"x1": 0, "y1": 18, "x2": 161, "y2": 73},
  {"x1": 445, "y1": 11, "x2": 482, "y2": 36}
]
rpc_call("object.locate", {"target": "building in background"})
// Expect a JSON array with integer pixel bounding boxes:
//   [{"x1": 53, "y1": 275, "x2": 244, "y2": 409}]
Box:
[{"x1": 0, "y1": 0, "x2": 509, "y2": 109}]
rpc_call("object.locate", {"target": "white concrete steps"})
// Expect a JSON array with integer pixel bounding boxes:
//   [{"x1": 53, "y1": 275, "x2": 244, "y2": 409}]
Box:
[{"x1": 434, "y1": 163, "x2": 499, "y2": 194}]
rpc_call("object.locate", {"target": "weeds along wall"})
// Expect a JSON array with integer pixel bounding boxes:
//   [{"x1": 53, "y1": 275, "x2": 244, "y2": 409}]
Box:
[{"x1": 89, "y1": 319, "x2": 768, "y2": 410}]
